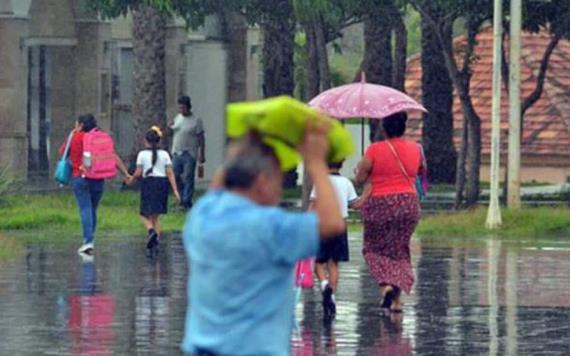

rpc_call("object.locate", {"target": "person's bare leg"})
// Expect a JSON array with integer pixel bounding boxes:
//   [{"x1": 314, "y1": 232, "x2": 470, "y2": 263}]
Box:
[
  {"x1": 141, "y1": 215, "x2": 154, "y2": 231},
  {"x1": 151, "y1": 216, "x2": 161, "y2": 238},
  {"x1": 390, "y1": 289, "x2": 403, "y2": 312},
  {"x1": 380, "y1": 284, "x2": 395, "y2": 309},
  {"x1": 315, "y1": 263, "x2": 329, "y2": 289},
  {"x1": 328, "y1": 261, "x2": 339, "y2": 293}
]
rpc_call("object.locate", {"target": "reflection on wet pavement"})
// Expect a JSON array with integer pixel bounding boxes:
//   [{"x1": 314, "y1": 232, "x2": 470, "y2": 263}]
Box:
[{"x1": 1, "y1": 235, "x2": 570, "y2": 355}]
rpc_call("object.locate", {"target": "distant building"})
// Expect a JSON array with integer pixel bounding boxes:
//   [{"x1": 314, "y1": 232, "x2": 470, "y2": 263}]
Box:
[
  {"x1": 405, "y1": 26, "x2": 570, "y2": 184},
  {"x1": 0, "y1": 0, "x2": 261, "y2": 184}
]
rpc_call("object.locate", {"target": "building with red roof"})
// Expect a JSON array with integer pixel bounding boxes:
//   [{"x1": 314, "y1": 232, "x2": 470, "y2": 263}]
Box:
[{"x1": 406, "y1": 26, "x2": 570, "y2": 183}]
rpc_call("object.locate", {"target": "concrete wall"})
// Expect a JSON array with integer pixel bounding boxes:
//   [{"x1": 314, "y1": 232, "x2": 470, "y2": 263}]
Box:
[
  {"x1": 0, "y1": 17, "x2": 29, "y2": 175},
  {"x1": 28, "y1": 0, "x2": 75, "y2": 39},
  {"x1": 186, "y1": 41, "x2": 227, "y2": 184}
]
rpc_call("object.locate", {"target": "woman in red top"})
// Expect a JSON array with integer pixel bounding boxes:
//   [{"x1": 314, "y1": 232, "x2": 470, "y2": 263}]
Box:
[
  {"x1": 355, "y1": 112, "x2": 424, "y2": 313},
  {"x1": 60, "y1": 114, "x2": 129, "y2": 255}
]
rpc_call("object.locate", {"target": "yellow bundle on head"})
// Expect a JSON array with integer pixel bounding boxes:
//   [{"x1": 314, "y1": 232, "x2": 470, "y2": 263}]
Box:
[{"x1": 227, "y1": 96, "x2": 354, "y2": 171}]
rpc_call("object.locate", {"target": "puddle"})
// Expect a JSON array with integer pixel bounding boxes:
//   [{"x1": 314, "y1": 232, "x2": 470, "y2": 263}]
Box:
[{"x1": 1, "y1": 234, "x2": 570, "y2": 354}]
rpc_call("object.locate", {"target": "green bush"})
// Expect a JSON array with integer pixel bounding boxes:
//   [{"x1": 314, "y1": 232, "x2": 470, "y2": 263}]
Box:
[{"x1": 0, "y1": 167, "x2": 17, "y2": 206}]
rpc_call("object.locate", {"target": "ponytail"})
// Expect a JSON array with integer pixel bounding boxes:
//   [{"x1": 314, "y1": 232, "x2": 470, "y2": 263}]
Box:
[
  {"x1": 145, "y1": 142, "x2": 159, "y2": 177},
  {"x1": 144, "y1": 127, "x2": 162, "y2": 177}
]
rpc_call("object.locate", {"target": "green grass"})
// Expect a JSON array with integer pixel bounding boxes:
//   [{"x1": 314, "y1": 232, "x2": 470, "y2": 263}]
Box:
[
  {"x1": 3, "y1": 191, "x2": 570, "y2": 249},
  {"x1": 0, "y1": 190, "x2": 187, "y2": 238},
  {"x1": 416, "y1": 207, "x2": 570, "y2": 239}
]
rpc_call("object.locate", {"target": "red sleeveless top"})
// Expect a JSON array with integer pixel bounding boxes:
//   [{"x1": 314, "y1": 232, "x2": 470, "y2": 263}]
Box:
[{"x1": 365, "y1": 138, "x2": 421, "y2": 197}]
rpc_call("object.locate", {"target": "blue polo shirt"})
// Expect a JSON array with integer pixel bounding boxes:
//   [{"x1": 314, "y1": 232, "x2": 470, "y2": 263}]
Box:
[{"x1": 182, "y1": 190, "x2": 319, "y2": 356}]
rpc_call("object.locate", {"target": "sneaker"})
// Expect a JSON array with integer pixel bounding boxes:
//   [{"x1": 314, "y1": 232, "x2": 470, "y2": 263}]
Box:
[
  {"x1": 77, "y1": 242, "x2": 94, "y2": 255},
  {"x1": 322, "y1": 285, "x2": 335, "y2": 318},
  {"x1": 79, "y1": 252, "x2": 94, "y2": 263},
  {"x1": 146, "y1": 231, "x2": 159, "y2": 249}
]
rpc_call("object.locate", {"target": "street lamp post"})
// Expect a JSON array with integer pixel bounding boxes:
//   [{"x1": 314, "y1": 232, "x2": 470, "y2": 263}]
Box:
[
  {"x1": 507, "y1": 0, "x2": 522, "y2": 208},
  {"x1": 486, "y1": 0, "x2": 503, "y2": 228}
]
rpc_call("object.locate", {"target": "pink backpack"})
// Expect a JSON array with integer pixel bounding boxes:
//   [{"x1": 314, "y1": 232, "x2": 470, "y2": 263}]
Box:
[{"x1": 82, "y1": 129, "x2": 117, "y2": 179}]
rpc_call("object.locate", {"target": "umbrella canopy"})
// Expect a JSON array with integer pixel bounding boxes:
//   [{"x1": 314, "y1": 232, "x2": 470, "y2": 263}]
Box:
[
  {"x1": 309, "y1": 73, "x2": 427, "y2": 119},
  {"x1": 226, "y1": 96, "x2": 354, "y2": 171}
]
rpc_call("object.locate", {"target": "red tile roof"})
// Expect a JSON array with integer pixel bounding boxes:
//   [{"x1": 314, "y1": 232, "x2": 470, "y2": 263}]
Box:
[{"x1": 406, "y1": 26, "x2": 570, "y2": 158}]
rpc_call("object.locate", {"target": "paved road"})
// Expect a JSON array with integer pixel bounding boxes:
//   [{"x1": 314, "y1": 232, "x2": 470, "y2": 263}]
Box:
[{"x1": 1, "y1": 234, "x2": 570, "y2": 355}]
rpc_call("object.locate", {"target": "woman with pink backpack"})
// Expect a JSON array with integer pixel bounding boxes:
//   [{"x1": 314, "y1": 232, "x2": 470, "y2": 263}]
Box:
[{"x1": 59, "y1": 114, "x2": 130, "y2": 255}]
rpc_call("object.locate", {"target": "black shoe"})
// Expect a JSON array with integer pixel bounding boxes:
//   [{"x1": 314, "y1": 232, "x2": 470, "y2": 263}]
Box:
[
  {"x1": 322, "y1": 285, "x2": 335, "y2": 318},
  {"x1": 380, "y1": 286, "x2": 400, "y2": 309},
  {"x1": 146, "y1": 230, "x2": 159, "y2": 250}
]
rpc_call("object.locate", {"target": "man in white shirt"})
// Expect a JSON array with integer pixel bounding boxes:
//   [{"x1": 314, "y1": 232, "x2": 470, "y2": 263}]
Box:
[{"x1": 169, "y1": 96, "x2": 205, "y2": 209}]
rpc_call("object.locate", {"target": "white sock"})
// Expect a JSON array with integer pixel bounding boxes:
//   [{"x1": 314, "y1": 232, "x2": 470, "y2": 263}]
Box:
[
  {"x1": 321, "y1": 280, "x2": 329, "y2": 290},
  {"x1": 331, "y1": 294, "x2": 336, "y2": 303}
]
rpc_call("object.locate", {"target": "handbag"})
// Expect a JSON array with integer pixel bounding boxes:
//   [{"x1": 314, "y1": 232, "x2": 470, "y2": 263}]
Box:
[
  {"x1": 386, "y1": 140, "x2": 427, "y2": 200},
  {"x1": 54, "y1": 132, "x2": 74, "y2": 186}
]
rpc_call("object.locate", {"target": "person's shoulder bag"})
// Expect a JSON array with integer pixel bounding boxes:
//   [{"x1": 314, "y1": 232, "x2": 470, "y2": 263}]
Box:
[
  {"x1": 386, "y1": 140, "x2": 426, "y2": 200},
  {"x1": 54, "y1": 132, "x2": 74, "y2": 186}
]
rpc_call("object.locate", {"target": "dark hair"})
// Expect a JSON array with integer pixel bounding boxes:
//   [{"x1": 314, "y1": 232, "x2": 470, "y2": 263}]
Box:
[
  {"x1": 78, "y1": 114, "x2": 97, "y2": 132},
  {"x1": 178, "y1": 95, "x2": 192, "y2": 110},
  {"x1": 328, "y1": 161, "x2": 344, "y2": 170},
  {"x1": 223, "y1": 132, "x2": 280, "y2": 190},
  {"x1": 382, "y1": 112, "x2": 407, "y2": 138},
  {"x1": 145, "y1": 129, "x2": 161, "y2": 177}
]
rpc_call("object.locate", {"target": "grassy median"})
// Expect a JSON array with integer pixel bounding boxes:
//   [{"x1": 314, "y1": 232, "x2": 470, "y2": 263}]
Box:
[
  {"x1": 2, "y1": 191, "x2": 570, "y2": 247},
  {"x1": 416, "y1": 207, "x2": 570, "y2": 238},
  {"x1": 0, "y1": 190, "x2": 188, "y2": 238}
]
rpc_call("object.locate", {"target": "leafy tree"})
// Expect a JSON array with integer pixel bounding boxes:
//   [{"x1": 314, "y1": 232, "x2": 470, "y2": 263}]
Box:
[
  {"x1": 351, "y1": 0, "x2": 408, "y2": 142},
  {"x1": 411, "y1": 0, "x2": 492, "y2": 208},
  {"x1": 500, "y1": 0, "x2": 570, "y2": 201},
  {"x1": 91, "y1": 0, "x2": 170, "y2": 159},
  {"x1": 420, "y1": 4, "x2": 456, "y2": 184}
]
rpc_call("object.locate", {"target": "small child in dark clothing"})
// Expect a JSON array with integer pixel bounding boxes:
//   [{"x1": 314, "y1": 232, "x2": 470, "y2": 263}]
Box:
[{"x1": 310, "y1": 161, "x2": 368, "y2": 318}]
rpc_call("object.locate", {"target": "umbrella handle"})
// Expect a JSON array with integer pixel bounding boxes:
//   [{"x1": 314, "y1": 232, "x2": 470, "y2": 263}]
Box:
[{"x1": 361, "y1": 118, "x2": 365, "y2": 156}]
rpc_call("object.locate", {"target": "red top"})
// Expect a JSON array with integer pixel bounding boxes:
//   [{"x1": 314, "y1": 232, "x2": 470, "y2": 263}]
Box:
[
  {"x1": 59, "y1": 131, "x2": 85, "y2": 177},
  {"x1": 365, "y1": 138, "x2": 421, "y2": 197}
]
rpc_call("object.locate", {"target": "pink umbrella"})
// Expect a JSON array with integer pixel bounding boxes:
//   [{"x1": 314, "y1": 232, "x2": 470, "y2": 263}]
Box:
[
  {"x1": 309, "y1": 72, "x2": 426, "y2": 119},
  {"x1": 309, "y1": 72, "x2": 426, "y2": 154}
]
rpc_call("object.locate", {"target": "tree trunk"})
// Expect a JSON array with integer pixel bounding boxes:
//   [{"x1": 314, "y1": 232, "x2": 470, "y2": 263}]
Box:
[
  {"x1": 132, "y1": 5, "x2": 167, "y2": 159},
  {"x1": 315, "y1": 16, "x2": 331, "y2": 91},
  {"x1": 455, "y1": 119, "x2": 468, "y2": 208},
  {"x1": 420, "y1": 12, "x2": 456, "y2": 184},
  {"x1": 220, "y1": 10, "x2": 248, "y2": 102},
  {"x1": 260, "y1": 2, "x2": 296, "y2": 188},
  {"x1": 362, "y1": 9, "x2": 393, "y2": 143},
  {"x1": 261, "y1": 7, "x2": 295, "y2": 98},
  {"x1": 392, "y1": 5, "x2": 407, "y2": 92},
  {"x1": 305, "y1": 22, "x2": 320, "y2": 99},
  {"x1": 301, "y1": 20, "x2": 324, "y2": 207},
  {"x1": 465, "y1": 107, "x2": 481, "y2": 206}
]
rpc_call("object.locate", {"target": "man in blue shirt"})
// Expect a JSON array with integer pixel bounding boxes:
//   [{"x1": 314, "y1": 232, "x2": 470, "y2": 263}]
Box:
[{"x1": 182, "y1": 126, "x2": 345, "y2": 355}]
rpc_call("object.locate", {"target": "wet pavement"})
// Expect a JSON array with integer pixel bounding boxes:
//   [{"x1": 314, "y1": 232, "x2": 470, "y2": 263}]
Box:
[{"x1": 1, "y1": 235, "x2": 570, "y2": 355}]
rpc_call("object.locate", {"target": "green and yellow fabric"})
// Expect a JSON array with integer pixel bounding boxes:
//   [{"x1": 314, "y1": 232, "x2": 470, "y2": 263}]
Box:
[{"x1": 227, "y1": 96, "x2": 354, "y2": 171}]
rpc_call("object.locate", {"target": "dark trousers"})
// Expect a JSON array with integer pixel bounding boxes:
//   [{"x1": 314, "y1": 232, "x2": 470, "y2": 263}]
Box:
[
  {"x1": 173, "y1": 151, "x2": 196, "y2": 209},
  {"x1": 71, "y1": 177, "x2": 104, "y2": 244}
]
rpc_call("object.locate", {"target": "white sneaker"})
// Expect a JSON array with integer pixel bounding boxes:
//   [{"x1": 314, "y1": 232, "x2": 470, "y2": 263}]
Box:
[
  {"x1": 79, "y1": 252, "x2": 94, "y2": 263},
  {"x1": 77, "y1": 242, "x2": 94, "y2": 254}
]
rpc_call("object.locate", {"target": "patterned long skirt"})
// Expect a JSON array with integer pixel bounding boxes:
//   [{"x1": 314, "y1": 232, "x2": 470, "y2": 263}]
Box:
[{"x1": 362, "y1": 193, "x2": 420, "y2": 294}]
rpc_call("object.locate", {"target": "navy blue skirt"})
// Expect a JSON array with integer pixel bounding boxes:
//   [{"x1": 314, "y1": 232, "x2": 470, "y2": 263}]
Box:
[
  {"x1": 316, "y1": 229, "x2": 349, "y2": 263},
  {"x1": 140, "y1": 177, "x2": 169, "y2": 216}
]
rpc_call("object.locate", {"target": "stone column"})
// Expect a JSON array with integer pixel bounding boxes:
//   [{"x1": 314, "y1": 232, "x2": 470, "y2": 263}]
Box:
[
  {"x1": 0, "y1": 13, "x2": 29, "y2": 176},
  {"x1": 165, "y1": 18, "x2": 188, "y2": 123},
  {"x1": 74, "y1": 19, "x2": 113, "y2": 131}
]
